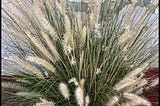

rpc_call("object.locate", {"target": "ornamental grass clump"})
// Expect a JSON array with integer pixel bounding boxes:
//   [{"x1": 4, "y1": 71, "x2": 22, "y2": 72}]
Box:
[{"x1": 2, "y1": 0, "x2": 159, "y2": 106}]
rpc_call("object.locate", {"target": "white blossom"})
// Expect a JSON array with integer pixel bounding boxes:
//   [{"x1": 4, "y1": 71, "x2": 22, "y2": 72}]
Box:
[
  {"x1": 67, "y1": 45, "x2": 72, "y2": 54},
  {"x1": 96, "y1": 68, "x2": 101, "y2": 75},
  {"x1": 71, "y1": 56, "x2": 76, "y2": 65}
]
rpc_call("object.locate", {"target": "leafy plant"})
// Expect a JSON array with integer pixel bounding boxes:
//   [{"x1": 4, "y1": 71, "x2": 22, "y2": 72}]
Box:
[{"x1": 2, "y1": 0, "x2": 159, "y2": 106}]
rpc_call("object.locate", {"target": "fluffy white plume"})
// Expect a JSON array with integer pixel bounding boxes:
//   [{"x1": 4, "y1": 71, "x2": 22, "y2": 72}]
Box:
[
  {"x1": 79, "y1": 79, "x2": 85, "y2": 89},
  {"x1": 85, "y1": 95, "x2": 90, "y2": 106},
  {"x1": 9, "y1": 56, "x2": 44, "y2": 79},
  {"x1": 106, "y1": 96, "x2": 119, "y2": 106},
  {"x1": 75, "y1": 87, "x2": 84, "y2": 106},
  {"x1": 114, "y1": 63, "x2": 148, "y2": 91},
  {"x1": 68, "y1": 77, "x2": 79, "y2": 86},
  {"x1": 150, "y1": 78, "x2": 159, "y2": 87},
  {"x1": 59, "y1": 83, "x2": 70, "y2": 99},
  {"x1": 35, "y1": 98, "x2": 55, "y2": 106},
  {"x1": 123, "y1": 93, "x2": 152, "y2": 106},
  {"x1": 26, "y1": 56, "x2": 56, "y2": 73}
]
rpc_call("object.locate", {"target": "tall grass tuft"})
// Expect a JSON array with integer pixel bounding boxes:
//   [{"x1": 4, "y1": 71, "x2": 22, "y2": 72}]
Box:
[{"x1": 2, "y1": 0, "x2": 158, "y2": 106}]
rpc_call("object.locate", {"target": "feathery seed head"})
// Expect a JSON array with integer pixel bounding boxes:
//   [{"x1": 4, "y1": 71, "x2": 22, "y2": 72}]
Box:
[
  {"x1": 9, "y1": 56, "x2": 44, "y2": 79},
  {"x1": 60, "y1": 0, "x2": 66, "y2": 11},
  {"x1": 76, "y1": 12, "x2": 82, "y2": 32},
  {"x1": 130, "y1": 64, "x2": 134, "y2": 68},
  {"x1": 26, "y1": 56, "x2": 56, "y2": 73},
  {"x1": 26, "y1": 33, "x2": 53, "y2": 60},
  {"x1": 16, "y1": 92, "x2": 41, "y2": 98},
  {"x1": 135, "y1": 88, "x2": 144, "y2": 94},
  {"x1": 63, "y1": 32, "x2": 74, "y2": 49},
  {"x1": 79, "y1": 51, "x2": 84, "y2": 72},
  {"x1": 113, "y1": 78, "x2": 137, "y2": 91},
  {"x1": 119, "y1": 29, "x2": 135, "y2": 46},
  {"x1": 81, "y1": 26, "x2": 87, "y2": 45},
  {"x1": 85, "y1": 95, "x2": 90, "y2": 106},
  {"x1": 35, "y1": 98, "x2": 55, "y2": 106},
  {"x1": 150, "y1": 78, "x2": 159, "y2": 87},
  {"x1": 32, "y1": 4, "x2": 56, "y2": 37},
  {"x1": 64, "y1": 15, "x2": 71, "y2": 33},
  {"x1": 125, "y1": 78, "x2": 148, "y2": 93},
  {"x1": 79, "y1": 79, "x2": 85, "y2": 89},
  {"x1": 75, "y1": 87, "x2": 84, "y2": 106},
  {"x1": 106, "y1": 96, "x2": 119, "y2": 106},
  {"x1": 44, "y1": 71, "x2": 49, "y2": 77},
  {"x1": 123, "y1": 93, "x2": 151, "y2": 106},
  {"x1": 126, "y1": 63, "x2": 149, "y2": 78},
  {"x1": 40, "y1": 98, "x2": 47, "y2": 102},
  {"x1": 2, "y1": 0, "x2": 158, "y2": 106},
  {"x1": 89, "y1": 12, "x2": 96, "y2": 29},
  {"x1": 69, "y1": 77, "x2": 79, "y2": 86},
  {"x1": 59, "y1": 83, "x2": 70, "y2": 99},
  {"x1": 55, "y1": 0, "x2": 66, "y2": 15},
  {"x1": 41, "y1": 32, "x2": 59, "y2": 60},
  {"x1": 94, "y1": 24, "x2": 101, "y2": 39}
]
